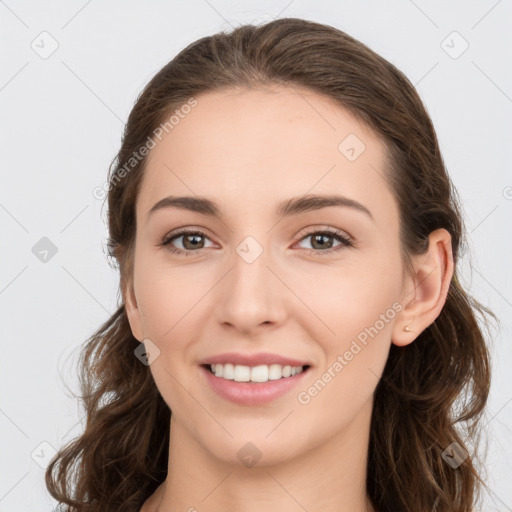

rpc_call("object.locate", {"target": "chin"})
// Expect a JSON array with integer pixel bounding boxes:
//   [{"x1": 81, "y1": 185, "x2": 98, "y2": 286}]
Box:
[{"x1": 200, "y1": 430, "x2": 307, "y2": 469}]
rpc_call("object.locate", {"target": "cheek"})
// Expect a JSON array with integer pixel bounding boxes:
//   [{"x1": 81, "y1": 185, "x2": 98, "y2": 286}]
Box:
[
  {"x1": 295, "y1": 262, "x2": 401, "y2": 425},
  {"x1": 294, "y1": 295, "x2": 398, "y2": 435},
  {"x1": 282, "y1": 253, "x2": 403, "y2": 347},
  {"x1": 132, "y1": 262, "x2": 203, "y2": 410},
  {"x1": 131, "y1": 256, "x2": 219, "y2": 405},
  {"x1": 287, "y1": 258, "x2": 401, "y2": 418},
  {"x1": 133, "y1": 249, "x2": 211, "y2": 341}
]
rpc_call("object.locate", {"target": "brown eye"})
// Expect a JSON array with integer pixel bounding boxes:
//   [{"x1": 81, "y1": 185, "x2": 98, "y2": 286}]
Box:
[
  {"x1": 160, "y1": 230, "x2": 214, "y2": 255},
  {"x1": 181, "y1": 233, "x2": 205, "y2": 250},
  {"x1": 296, "y1": 229, "x2": 353, "y2": 255},
  {"x1": 309, "y1": 233, "x2": 335, "y2": 250}
]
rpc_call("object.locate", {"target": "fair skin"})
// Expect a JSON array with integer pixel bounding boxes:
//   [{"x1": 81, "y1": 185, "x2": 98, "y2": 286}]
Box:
[{"x1": 124, "y1": 85, "x2": 454, "y2": 512}]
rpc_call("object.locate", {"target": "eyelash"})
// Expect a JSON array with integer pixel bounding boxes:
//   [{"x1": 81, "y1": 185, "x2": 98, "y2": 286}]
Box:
[{"x1": 158, "y1": 227, "x2": 354, "y2": 257}]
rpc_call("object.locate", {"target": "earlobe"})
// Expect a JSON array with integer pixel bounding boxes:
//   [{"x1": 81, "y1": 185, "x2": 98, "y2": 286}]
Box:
[
  {"x1": 123, "y1": 279, "x2": 144, "y2": 342},
  {"x1": 392, "y1": 228, "x2": 454, "y2": 347}
]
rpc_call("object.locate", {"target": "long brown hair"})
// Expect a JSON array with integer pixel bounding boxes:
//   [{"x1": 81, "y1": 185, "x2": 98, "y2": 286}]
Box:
[{"x1": 46, "y1": 17, "x2": 495, "y2": 511}]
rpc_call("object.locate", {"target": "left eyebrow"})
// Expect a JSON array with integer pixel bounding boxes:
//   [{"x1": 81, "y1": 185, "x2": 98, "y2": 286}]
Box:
[
  {"x1": 146, "y1": 193, "x2": 374, "y2": 222},
  {"x1": 276, "y1": 194, "x2": 373, "y2": 221}
]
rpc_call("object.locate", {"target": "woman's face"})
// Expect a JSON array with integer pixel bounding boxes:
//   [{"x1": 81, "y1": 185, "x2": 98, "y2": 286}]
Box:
[{"x1": 125, "y1": 85, "x2": 411, "y2": 466}]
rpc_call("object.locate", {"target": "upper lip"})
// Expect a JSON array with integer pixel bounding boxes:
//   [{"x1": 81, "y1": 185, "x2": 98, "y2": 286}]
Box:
[{"x1": 199, "y1": 352, "x2": 311, "y2": 367}]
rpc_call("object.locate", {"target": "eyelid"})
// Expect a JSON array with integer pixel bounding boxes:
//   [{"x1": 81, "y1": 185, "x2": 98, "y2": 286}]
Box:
[
  {"x1": 159, "y1": 226, "x2": 217, "y2": 248},
  {"x1": 295, "y1": 224, "x2": 353, "y2": 241},
  {"x1": 292, "y1": 226, "x2": 354, "y2": 253},
  {"x1": 161, "y1": 225, "x2": 213, "y2": 238}
]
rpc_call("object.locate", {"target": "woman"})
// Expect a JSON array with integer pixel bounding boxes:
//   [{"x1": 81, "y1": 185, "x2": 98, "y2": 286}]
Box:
[{"x1": 46, "y1": 17, "x2": 494, "y2": 512}]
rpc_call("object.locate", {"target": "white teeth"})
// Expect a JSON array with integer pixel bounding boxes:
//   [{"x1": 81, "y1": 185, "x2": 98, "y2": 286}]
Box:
[
  {"x1": 268, "y1": 364, "x2": 282, "y2": 380},
  {"x1": 233, "y1": 365, "x2": 250, "y2": 382},
  {"x1": 208, "y1": 363, "x2": 306, "y2": 383},
  {"x1": 250, "y1": 365, "x2": 268, "y2": 383},
  {"x1": 222, "y1": 363, "x2": 234, "y2": 379}
]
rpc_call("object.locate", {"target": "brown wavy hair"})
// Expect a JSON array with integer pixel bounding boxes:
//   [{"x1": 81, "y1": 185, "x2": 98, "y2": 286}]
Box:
[{"x1": 46, "y1": 17, "x2": 496, "y2": 511}]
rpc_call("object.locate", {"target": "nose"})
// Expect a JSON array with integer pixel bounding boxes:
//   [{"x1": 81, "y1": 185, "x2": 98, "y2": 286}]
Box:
[{"x1": 213, "y1": 241, "x2": 287, "y2": 336}]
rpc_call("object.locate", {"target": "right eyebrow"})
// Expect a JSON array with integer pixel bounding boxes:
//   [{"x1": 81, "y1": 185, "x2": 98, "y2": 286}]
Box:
[{"x1": 147, "y1": 196, "x2": 221, "y2": 218}]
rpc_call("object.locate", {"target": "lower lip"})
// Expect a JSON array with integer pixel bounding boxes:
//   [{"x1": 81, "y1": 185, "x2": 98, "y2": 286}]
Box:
[{"x1": 200, "y1": 365, "x2": 310, "y2": 405}]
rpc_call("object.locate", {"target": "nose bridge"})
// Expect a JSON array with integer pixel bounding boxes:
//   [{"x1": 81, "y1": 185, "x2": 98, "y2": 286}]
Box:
[
  {"x1": 233, "y1": 235, "x2": 269, "y2": 292},
  {"x1": 215, "y1": 233, "x2": 283, "y2": 331}
]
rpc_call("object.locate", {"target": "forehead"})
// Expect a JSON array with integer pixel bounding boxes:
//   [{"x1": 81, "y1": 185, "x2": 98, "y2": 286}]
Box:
[{"x1": 138, "y1": 85, "x2": 396, "y2": 225}]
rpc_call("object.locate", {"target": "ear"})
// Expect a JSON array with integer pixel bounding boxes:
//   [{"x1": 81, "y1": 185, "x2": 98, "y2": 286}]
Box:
[
  {"x1": 392, "y1": 228, "x2": 454, "y2": 347},
  {"x1": 123, "y1": 277, "x2": 144, "y2": 342}
]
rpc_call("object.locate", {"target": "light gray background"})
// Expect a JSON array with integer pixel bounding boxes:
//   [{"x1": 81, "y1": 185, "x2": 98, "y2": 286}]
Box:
[{"x1": 1, "y1": 1, "x2": 511, "y2": 510}]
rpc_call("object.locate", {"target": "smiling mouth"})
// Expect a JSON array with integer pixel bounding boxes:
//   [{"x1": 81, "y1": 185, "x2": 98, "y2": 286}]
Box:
[{"x1": 202, "y1": 363, "x2": 311, "y2": 383}]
